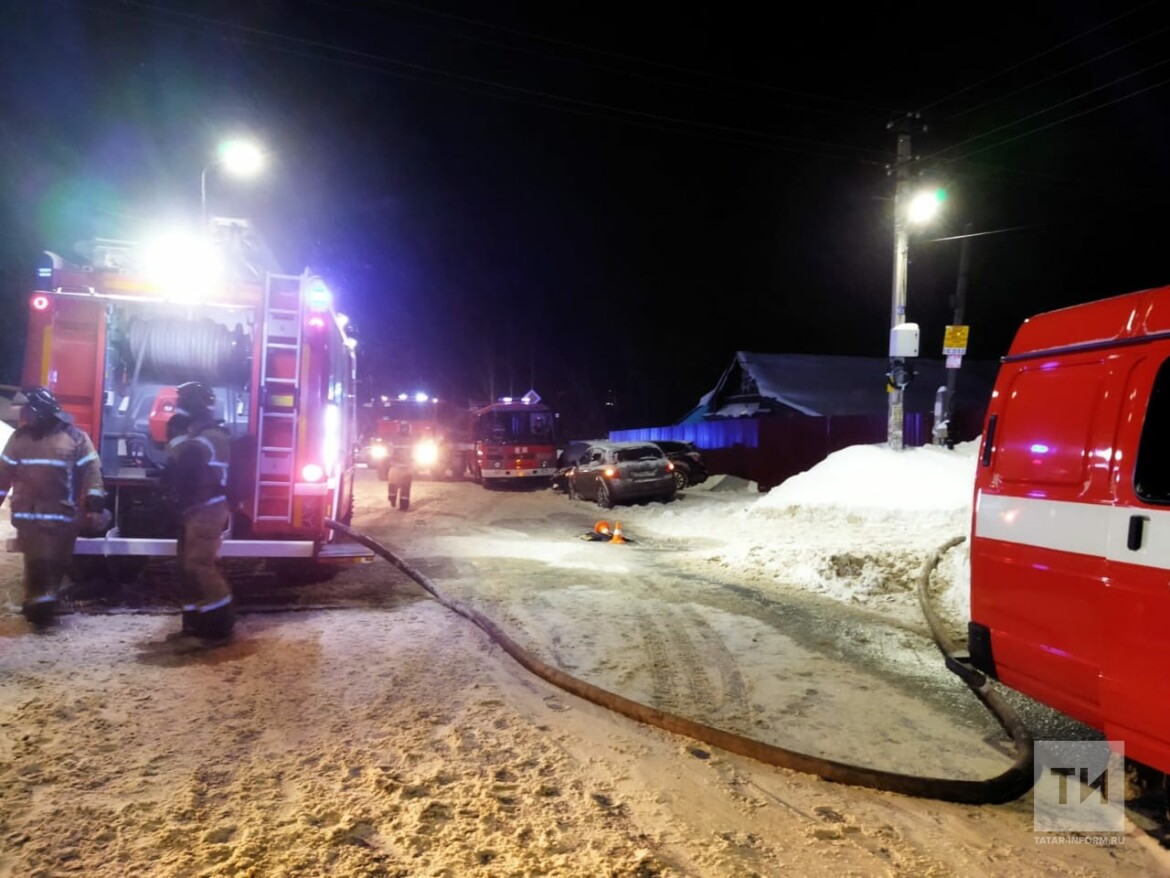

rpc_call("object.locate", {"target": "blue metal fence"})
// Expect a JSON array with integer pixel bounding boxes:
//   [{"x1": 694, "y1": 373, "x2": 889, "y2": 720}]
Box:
[{"x1": 612, "y1": 409, "x2": 980, "y2": 491}]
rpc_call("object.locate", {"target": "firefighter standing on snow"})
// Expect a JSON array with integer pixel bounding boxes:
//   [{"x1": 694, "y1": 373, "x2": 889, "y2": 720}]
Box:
[
  {"x1": 0, "y1": 387, "x2": 106, "y2": 626},
  {"x1": 162, "y1": 381, "x2": 234, "y2": 639}
]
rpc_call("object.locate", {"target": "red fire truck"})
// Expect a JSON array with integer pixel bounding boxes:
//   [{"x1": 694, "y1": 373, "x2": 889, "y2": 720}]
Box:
[
  {"x1": 364, "y1": 393, "x2": 473, "y2": 481},
  {"x1": 470, "y1": 393, "x2": 558, "y2": 488},
  {"x1": 10, "y1": 228, "x2": 369, "y2": 567},
  {"x1": 969, "y1": 284, "x2": 1170, "y2": 777}
]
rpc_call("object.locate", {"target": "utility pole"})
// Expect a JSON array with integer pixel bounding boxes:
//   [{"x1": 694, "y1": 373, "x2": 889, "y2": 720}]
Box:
[
  {"x1": 887, "y1": 125, "x2": 914, "y2": 452},
  {"x1": 941, "y1": 222, "x2": 973, "y2": 446}
]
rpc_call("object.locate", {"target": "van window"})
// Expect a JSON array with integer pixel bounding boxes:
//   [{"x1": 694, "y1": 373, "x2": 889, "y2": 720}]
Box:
[
  {"x1": 1135, "y1": 358, "x2": 1170, "y2": 504},
  {"x1": 994, "y1": 363, "x2": 1105, "y2": 485}
]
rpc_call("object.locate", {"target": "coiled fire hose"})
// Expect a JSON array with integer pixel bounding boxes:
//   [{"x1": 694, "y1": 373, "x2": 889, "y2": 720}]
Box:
[{"x1": 327, "y1": 521, "x2": 1035, "y2": 804}]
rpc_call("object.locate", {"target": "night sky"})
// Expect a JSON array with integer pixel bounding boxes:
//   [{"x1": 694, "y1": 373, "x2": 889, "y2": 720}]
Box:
[{"x1": 3, "y1": 1, "x2": 1170, "y2": 436}]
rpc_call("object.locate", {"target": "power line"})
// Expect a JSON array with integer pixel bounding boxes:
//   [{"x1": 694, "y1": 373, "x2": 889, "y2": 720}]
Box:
[
  {"x1": 948, "y1": 69, "x2": 1170, "y2": 162},
  {"x1": 311, "y1": 0, "x2": 888, "y2": 123},
  {"x1": 86, "y1": 0, "x2": 892, "y2": 164},
  {"x1": 926, "y1": 224, "x2": 1042, "y2": 243},
  {"x1": 919, "y1": 0, "x2": 1158, "y2": 113},
  {"x1": 922, "y1": 51, "x2": 1170, "y2": 161},
  {"x1": 946, "y1": 22, "x2": 1170, "y2": 121},
  {"x1": 372, "y1": 0, "x2": 903, "y2": 116}
]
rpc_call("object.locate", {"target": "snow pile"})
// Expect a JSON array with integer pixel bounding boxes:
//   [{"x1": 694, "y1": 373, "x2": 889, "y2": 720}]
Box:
[{"x1": 755, "y1": 441, "x2": 979, "y2": 515}]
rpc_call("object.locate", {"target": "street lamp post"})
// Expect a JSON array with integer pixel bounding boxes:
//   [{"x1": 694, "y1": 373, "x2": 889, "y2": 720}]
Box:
[
  {"x1": 200, "y1": 139, "x2": 265, "y2": 229},
  {"x1": 888, "y1": 133, "x2": 912, "y2": 452},
  {"x1": 887, "y1": 133, "x2": 944, "y2": 451}
]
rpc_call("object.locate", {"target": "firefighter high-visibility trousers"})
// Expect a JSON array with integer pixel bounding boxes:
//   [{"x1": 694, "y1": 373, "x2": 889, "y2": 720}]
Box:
[
  {"x1": 176, "y1": 500, "x2": 231, "y2": 611},
  {"x1": 16, "y1": 521, "x2": 80, "y2": 606}
]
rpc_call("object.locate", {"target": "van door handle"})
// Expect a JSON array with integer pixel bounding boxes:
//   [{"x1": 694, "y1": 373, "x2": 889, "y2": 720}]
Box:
[{"x1": 1127, "y1": 515, "x2": 1148, "y2": 551}]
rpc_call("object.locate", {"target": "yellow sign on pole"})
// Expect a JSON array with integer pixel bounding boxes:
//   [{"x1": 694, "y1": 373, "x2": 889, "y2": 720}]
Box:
[{"x1": 943, "y1": 325, "x2": 970, "y2": 355}]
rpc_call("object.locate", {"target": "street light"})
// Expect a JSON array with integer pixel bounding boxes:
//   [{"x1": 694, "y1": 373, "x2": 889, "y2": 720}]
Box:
[
  {"x1": 888, "y1": 133, "x2": 945, "y2": 451},
  {"x1": 200, "y1": 139, "x2": 265, "y2": 228}
]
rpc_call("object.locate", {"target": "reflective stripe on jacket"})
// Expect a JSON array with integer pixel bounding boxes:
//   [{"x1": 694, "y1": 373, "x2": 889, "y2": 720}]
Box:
[{"x1": 0, "y1": 421, "x2": 105, "y2": 524}]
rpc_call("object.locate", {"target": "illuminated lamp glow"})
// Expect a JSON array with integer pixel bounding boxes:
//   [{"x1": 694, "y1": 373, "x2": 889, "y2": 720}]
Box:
[
  {"x1": 397, "y1": 393, "x2": 408, "y2": 401},
  {"x1": 308, "y1": 316, "x2": 326, "y2": 330},
  {"x1": 1029, "y1": 443, "x2": 1049, "y2": 454},
  {"x1": 301, "y1": 463, "x2": 325, "y2": 482},
  {"x1": 414, "y1": 392, "x2": 429, "y2": 403},
  {"x1": 666, "y1": 461, "x2": 674, "y2": 472},
  {"x1": 413, "y1": 439, "x2": 439, "y2": 467},
  {"x1": 306, "y1": 278, "x2": 332, "y2": 312},
  {"x1": 218, "y1": 139, "x2": 265, "y2": 176},
  {"x1": 344, "y1": 336, "x2": 357, "y2": 350},
  {"x1": 138, "y1": 232, "x2": 225, "y2": 301},
  {"x1": 369, "y1": 444, "x2": 388, "y2": 461},
  {"x1": 500, "y1": 396, "x2": 513, "y2": 404},
  {"x1": 30, "y1": 294, "x2": 50, "y2": 311},
  {"x1": 907, "y1": 188, "x2": 945, "y2": 224},
  {"x1": 603, "y1": 466, "x2": 616, "y2": 478}
]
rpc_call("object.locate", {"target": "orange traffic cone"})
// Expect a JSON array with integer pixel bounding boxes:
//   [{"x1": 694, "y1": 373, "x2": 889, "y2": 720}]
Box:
[
  {"x1": 593, "y1": 520, "x2": 612, "y2": 537},
  {"x1": 610, "y1": 521, "x2": 627, "y2": 544}
]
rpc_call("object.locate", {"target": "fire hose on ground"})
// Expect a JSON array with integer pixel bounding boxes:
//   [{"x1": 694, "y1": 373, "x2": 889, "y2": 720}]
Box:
[{"x1": 326, "y1": 520, "x2": 1035, "y2": 805}]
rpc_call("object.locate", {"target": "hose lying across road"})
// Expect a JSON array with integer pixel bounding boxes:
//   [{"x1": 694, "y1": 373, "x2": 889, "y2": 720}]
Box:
[{"x1": 326, "y1": 520, "x2": 1035, "y2": 805}]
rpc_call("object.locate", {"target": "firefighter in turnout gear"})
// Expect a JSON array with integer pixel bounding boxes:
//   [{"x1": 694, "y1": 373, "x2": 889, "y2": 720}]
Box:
[
  {"x1": 162, "y1": 382, "x2": 234, "y2": 639},
  {"x1": 0, "y1": 387, "x2": 106, "y2": 626}
]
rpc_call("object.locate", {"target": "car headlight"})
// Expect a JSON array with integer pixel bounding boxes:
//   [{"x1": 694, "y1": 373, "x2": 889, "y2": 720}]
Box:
[
  {"x1": 369, "y1": 444, "x2": 389, "y2": 461},
  {"x1": 413, "y1": 439, "x2": 439, "y2": 466}
]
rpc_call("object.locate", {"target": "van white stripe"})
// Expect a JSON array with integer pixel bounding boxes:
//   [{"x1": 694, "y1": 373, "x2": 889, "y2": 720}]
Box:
[{"x1": 975, "y1": 493, "x2": 1170, "y2": 570}]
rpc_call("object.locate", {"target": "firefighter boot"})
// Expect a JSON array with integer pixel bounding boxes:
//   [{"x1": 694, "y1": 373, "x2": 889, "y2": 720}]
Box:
[
  {"x1": 22, "y1": 557, "x2": 60, "y2": 628},
  {"x1": 188, "y1": 600, "x2": 234, "y2": 640},
  {"x1": 21, "y1": 595, "x2": 58, "y2": 628}
]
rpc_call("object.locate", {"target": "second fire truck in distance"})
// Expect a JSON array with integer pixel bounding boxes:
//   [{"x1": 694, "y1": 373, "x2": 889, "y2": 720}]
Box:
[
  {"x1": 470, "y1": 392, "x2": 558, "y2": 488},
  {"x1": 364, "y1": 393, "x2": 474, "y2": 481}
]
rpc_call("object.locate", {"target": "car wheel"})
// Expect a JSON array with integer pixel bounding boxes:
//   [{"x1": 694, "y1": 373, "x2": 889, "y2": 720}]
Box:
[
  {"x1": 672, "y1": 469, "x2": 688, "y2": 491},
  {"x1": 596, "y1": 480, "x2": 613, "y2": 509}
]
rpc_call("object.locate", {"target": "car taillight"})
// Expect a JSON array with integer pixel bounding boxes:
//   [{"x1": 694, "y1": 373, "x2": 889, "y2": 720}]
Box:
[
  {"x1": 666, "y1": 461, "x2": 674, "y2": 471},
  {"x1": 603, "y1": 466, "x2": 616, "y2": 478}
]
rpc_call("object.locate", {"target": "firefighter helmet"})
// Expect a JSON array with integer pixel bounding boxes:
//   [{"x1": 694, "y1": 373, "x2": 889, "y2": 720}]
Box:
[
  {"x1": 176, "y1": 381, "x2": 216, "y2": 416},
  {"x1": 14, "y1": 386, "x2": 71, "y2": 424}
]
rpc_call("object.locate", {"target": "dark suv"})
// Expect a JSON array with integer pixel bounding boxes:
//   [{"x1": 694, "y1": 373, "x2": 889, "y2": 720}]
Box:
[{"x1": 654, "y1": 440, "x2": 709, "y2": 490}]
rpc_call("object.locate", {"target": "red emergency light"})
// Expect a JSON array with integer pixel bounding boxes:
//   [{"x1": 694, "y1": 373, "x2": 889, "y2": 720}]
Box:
[{"x1": 30, "y1": 294, "x2": 50, "y2": 311}]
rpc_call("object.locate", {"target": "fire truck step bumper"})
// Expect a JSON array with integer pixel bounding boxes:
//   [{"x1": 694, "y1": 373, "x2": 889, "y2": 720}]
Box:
[{"x1": 7, "y1": 536, "x2": 374, "y2": 562}]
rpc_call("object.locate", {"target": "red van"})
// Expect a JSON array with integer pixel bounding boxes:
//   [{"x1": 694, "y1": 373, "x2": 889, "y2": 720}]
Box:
[{"x1": 969, "y1": 285, "x2": 1170, "y2": 775}]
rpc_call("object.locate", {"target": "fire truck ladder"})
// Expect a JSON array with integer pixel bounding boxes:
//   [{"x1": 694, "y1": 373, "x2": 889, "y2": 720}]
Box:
[{"x1": 252, "y1": 273, "x2": 305, "y2": 526}]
